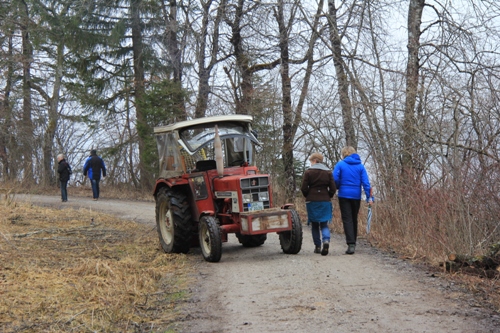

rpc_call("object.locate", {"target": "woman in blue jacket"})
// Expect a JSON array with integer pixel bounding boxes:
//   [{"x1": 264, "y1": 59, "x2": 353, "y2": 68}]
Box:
[{"x1": 333, "y1": 146, "x2": 373, "y2": 254}]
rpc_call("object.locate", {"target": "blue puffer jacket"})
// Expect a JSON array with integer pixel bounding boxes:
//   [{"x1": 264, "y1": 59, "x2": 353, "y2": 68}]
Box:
[{"x1": 333, "y1": 154, "x2": 372, "y2": 202}]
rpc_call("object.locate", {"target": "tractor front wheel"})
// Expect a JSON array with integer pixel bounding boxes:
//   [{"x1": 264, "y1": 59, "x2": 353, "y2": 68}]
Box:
[
  {"x1": 155, "y1": 187, "x2": 192, "y2": 254},
  {"x1": 279, "y1": 209, "x2": 303, "y2": 254},
  {"x1": 199, "y1": 215, "x2": 222, "y2": 262}
]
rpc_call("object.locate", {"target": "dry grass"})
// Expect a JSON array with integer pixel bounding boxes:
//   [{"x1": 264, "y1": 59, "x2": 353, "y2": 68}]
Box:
[
  {"x1": 295, "y1": 195, "x2": 500, "y2": 313},
  {"x1": 0, "y1": 201, "x2": 193, "y2": 332},
  {"x1": 448, "y1": 272, "x2": 500, "y2": 311}
]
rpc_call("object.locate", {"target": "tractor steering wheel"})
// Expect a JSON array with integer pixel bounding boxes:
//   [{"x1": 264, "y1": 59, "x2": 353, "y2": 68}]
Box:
[{"x1": 230, "y1": 159, "x2": 245, "y2": 166}]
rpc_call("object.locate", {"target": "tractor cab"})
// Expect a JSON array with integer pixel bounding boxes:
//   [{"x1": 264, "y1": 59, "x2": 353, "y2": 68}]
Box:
[{"x1": 154, "y1": 115, "x2": 260, "y2": 178}]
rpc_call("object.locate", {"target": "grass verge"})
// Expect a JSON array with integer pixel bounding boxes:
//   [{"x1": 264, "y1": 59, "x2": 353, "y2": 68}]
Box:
[
  {"x1": 295, "y1": 197, "x2": 500, "y2": 313},
  {"x1": 0, "y1": 201, "x2": 192, "y2": 332}
]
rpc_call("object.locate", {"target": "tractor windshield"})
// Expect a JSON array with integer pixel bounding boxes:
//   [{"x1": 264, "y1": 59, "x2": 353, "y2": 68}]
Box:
[{"x1": 179, "y1": 122, "x2": 260, "y2": 153}]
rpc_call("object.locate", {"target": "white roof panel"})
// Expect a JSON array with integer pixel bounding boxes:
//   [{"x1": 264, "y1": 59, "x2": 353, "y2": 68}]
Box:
[{"x1": 154, "y1": 115, "x2": 253, "y2": 134}]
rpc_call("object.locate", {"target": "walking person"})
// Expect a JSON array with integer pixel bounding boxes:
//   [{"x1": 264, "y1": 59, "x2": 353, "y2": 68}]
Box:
[
  {"x1": 301, "y1": 152, "x2": 336, "y2": 256},
  {"x1": 57, "y1": 154, "x2": 72, "y2": 202},
  {"x1": 83, "y1": 149, "x2": 106, "y2": 201},
  {"x1": 333, "y1": 146, "x2": 374, "y2": 255}
]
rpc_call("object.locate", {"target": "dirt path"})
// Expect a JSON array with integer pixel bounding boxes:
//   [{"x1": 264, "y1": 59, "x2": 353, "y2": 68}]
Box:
[{"x1": 14, "y1": 194, "x2": 500, "y2": 333}]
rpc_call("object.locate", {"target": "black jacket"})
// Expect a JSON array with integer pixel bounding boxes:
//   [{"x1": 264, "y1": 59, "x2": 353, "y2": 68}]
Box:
[
  {"x1": 83, "y1": 155, "x2": 106, "y2": 180},
  {"x1": 57, "y1": 160, "x2": 71, "y2": 182}
]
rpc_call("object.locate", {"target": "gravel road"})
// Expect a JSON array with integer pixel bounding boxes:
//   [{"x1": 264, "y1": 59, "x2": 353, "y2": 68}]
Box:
[{"x1": 14, "y1": 194, "x2": 500, "y2": 333}]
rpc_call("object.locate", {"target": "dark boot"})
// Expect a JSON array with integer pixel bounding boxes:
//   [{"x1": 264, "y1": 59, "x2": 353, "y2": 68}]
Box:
[
  {"x1": 314, "y1": 246, "x2": 321, "y2": 254},
  {"x1": 321, "y1": 241, "x2": 329, "y2": 256},
  {"x1": 346, "y1": 244, "x2": 355, "y2": 255}
]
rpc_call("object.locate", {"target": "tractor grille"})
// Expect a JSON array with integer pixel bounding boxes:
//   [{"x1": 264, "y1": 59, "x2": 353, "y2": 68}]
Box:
[{"x1": 241, "y1": 176, "x2": 271, "y2": 212}]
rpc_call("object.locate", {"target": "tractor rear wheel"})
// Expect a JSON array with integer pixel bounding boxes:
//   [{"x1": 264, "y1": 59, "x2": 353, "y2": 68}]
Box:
[
  {"x1": 279, "y1": 209, "x2": 303, "y2": 254},
  {"x1": 199, "y1": 215, "x2": 222, "y2": 262},
  {"x1": 235, "y1": 233, "x2": 267, "y2": 247},
  {"x1": 155, "y1": 187, "x2": 192, "y2": 254}
]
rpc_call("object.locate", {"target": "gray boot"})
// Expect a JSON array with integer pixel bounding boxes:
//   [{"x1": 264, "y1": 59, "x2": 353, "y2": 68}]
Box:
[{"x1": 346, "y1": 244, "x2": 355, "y2": 255}]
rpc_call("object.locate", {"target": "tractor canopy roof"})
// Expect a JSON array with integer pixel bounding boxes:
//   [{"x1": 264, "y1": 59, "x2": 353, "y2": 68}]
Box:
[{"x1": 154, "y1": 115, "x2": 261, "y2": 155}]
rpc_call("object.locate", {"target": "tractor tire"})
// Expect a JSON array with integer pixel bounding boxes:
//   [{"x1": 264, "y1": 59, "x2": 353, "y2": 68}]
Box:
[
  {"x1": 155, "y1": 187, "x2": 192, "y2": 254},
  {"x1": 198, "y1": 215, "x2": 222, "y2": 262},
  {"x1": 235, "y1": 233, "x2": 267, "y2": 247},
  {"x1": 279, "y1": 209, "x2": 303, "y2": 254}
]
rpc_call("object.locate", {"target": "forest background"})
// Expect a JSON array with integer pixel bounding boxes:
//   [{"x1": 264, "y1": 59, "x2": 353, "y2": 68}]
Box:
[{"x1": 1, "y1": 0, "x2": 500, "y2": 265}]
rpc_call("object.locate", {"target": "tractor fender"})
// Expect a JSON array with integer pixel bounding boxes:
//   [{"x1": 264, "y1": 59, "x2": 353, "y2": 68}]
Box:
[
  {"x1": 153, "y1": 178, "x2": 189, "y2": 196},
  {"x1": 199, "y1": 210, "x2": 216, "y2": 217}
]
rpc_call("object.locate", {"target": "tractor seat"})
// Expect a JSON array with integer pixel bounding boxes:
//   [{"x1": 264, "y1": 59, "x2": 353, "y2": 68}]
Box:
[{"x1": 195, "y1": 160, "x2": 217, "y2": 171}]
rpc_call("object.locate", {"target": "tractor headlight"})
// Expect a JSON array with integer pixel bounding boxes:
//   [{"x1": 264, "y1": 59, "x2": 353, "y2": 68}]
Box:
[
  {"x1": 242, "y1": 193, "x2": 253, "y2": 203},
  {"x1": 258, "y1": 192, "x2": 269, "y2": 201}
]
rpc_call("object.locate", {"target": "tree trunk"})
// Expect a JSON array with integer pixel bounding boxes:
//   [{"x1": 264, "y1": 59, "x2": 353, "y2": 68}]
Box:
[
  {"x1": 42, "y1": 41, "x2": 64, "y2": 187},
  {"x1": 229, "y1": 0, "x2": 253, "y2": 115},
  {"x1": 194, "y1": 0, "x2": 211, "y2": 119},
  {"x1": 0, "y1": 32, "x2": 15, "y2": 180},
  {"x1": 125, "y1": 90, "x2": 139, "y2": 188},
  {"x1": 131, "y1": 0, "x2": 152, "y2": 190},
  {"x1": 194, "y1": 0, "x2": 224, "y2": 119},
  {"x1": 20, "y1": 0, "x2": 34, "y2": 184},
  {"x1": 402, "y1": 0, "x2": 424, "y2": 184},
  {"x1": 327, "y1": 0, "x2": 356, "y2": 149},
  {"x1": 164, "y1": 0, "x2": 186, "y2": 120},
  {"x1": 276, "y1": 0, "x2": 295, "y2": 203}
]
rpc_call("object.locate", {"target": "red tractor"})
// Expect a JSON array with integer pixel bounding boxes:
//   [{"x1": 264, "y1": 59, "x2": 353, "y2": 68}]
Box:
[{"x1": 153, "y1": 115, "x2": 302, "y2": 262}]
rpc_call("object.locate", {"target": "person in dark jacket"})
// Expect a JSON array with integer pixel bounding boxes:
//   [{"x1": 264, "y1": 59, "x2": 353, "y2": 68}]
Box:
[
  {"x1": 301, "y1": 152, "x2": 336, "y2": 255},
  {"x1": 83, "y1": 149, "x2": 106, "y2": 201},
  {"x1": 333, "y1": 146, "x2": 373, "y2": 254},
  {"x1": 57, "y1": 154, "x2": 71, "y2": 202}
]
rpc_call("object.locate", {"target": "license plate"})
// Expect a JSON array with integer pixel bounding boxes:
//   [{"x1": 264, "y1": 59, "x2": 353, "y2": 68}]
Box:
[{"x1": 248, "y1": 202, "x2": 264, "y2": 211}]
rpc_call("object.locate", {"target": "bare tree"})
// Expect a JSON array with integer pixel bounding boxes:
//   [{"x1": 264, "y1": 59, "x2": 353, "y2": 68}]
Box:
[
  {"x1": 26, "y1": 1, "x2": 70, "y2": 186},
  {"x1": 401, "y1": 0, "x2": 425, "y2": 184},
  {"x1": 192, "y1": 0, "x2": 226, "y2": 119},
  {"x1": 326, "y1": 0, "x2": 356, "y2": 149},
  {"x1": 162, "y1": 0, "x2": 187, "y2": 119},
  {"x1": 131, "y1": 0, "x2": 146, "y2": 187},
  {"x1": 0, "y1": 25, "x2": 15, "y2": 180},
  {"x1": 19, "y1": 0, "x2": 34, "y2": 184},
  {"x1": 278, "y1": 0, "x2": 323, "y2": 203}
]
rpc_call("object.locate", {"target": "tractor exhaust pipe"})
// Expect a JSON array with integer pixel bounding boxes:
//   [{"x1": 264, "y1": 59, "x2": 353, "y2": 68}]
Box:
[{"x1": 214, "y1": 125, "x2": 224, "y2": 177}]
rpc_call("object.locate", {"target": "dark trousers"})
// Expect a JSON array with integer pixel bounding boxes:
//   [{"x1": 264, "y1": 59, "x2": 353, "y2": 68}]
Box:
[
  {"x1": 91, "y1": 179, "x2": 100, "y2": 199},
  {"x1": 338, "y1": 197, "x2": 361, "y2": 245},
  {"x1": 60, "y1": 180, "x2": 68, "y2": 201}
]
